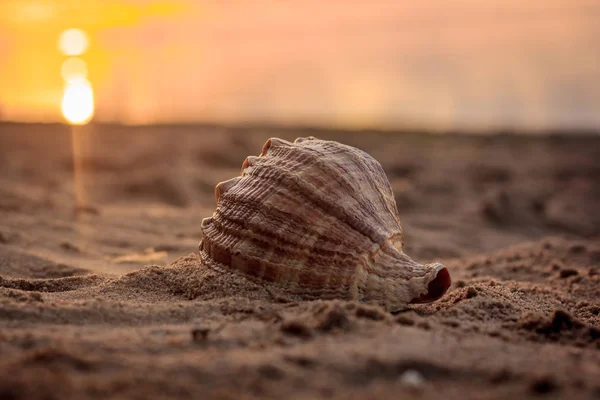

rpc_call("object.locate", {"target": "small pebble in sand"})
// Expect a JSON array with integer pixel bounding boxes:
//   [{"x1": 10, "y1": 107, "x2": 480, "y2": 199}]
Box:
[
  {"x1": 60, "y1": 242, "x2": 81, "y2": 253},
  {"x1": 416, "y1": 321, "x2": 431, "y2": 330},
  {"x1": 530, "y1": 376, "x2": 559, "y2": 394},
  {"x1": 559, "y1": 268, "x2": 578, "y2": 279},
  {"x1": 550, "y1": 262, "x2": 562, "y2": 271},
  {"x1": 280, "y1": 320, "x2": 314, "y2": 338},
  {"x1": 191, "y1": 328, "x2": 210, "y2": 342},
  {"x1": 354, "y1": 305, "x2": 388, "y2": 321},
  {"x1": 317, "y1": 305, "x2": 351, "y2": 332},
  {"x1": 74, "y1": 204, "x2": 100, "y2": 215},
  {"x1": 399, "y1": 369, "x2": 425, "y2": 389},
  {"x1": 569, "y1": 244, "x2": 586, "y2": 254},
  {"x1": 466, "y1": 286, "x2": 478, "y2": 298},
  {"x1": 395, "y1": 315, "x2": 415, "y2": 326}
]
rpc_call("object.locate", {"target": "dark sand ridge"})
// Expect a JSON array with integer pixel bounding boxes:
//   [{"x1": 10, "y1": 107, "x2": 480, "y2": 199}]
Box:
[{"x1": 0, "y1": 123, "x2": 599, "y2": 399}]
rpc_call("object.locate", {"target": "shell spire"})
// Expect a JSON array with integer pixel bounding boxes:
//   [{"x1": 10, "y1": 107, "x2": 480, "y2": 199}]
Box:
[{"x1": 199, "y1": 136, "x2": 451, "y2": 312}]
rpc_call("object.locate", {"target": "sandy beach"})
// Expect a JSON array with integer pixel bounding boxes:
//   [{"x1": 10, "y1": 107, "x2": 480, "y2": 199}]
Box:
[{"x1": 0, "y1": 123, "x2": 599, "y2": 399}]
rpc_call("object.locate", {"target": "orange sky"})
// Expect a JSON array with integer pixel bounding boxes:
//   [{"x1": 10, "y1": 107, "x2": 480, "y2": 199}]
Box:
[{"x1": 1, "y1": 0, "x2": 599, "y2": 130}]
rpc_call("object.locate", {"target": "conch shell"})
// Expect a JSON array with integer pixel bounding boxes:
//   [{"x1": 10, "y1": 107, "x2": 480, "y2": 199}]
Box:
[{"x1": 199, "y1": 137, "x2": 451, "y2": 312}]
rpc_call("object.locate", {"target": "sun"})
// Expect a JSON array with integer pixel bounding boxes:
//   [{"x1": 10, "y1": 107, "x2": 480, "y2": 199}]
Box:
[{"x1": 61, "y1": 79, "x2": 94, "y2": 125}]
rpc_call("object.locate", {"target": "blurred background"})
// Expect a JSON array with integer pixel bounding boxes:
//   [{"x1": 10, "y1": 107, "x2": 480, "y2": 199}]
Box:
[
  {"x1": 1, "y1": 0, "x2": 599, "y2": 132},
  {"x1": 0, "y1": 0, "x2": 599, "y2": 277}
]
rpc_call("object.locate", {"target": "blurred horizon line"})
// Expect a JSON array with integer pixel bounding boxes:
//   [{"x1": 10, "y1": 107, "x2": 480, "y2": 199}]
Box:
[{"x1": 2, "y1": 119, "x2": 599, "y2": 137}]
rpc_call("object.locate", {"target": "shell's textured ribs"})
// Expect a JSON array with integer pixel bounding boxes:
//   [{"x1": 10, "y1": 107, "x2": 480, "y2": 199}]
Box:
[{"x1": 200, "y1": 137, "x2": 451, "y2": 311}]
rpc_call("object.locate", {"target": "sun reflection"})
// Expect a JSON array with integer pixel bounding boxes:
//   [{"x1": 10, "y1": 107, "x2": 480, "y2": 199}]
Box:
[
  {"x1": 61, "y1": 58, "x2": 88, "y2": 82},
  {"x1": 61, "y1": 79, "x2": 94, "y2": 125},
  {"x1": 59, "y1": 28, "x2": 94, "y2": 125},
  {"x1": 58, "y1": 28, "x2": 89, "y2": 56}
]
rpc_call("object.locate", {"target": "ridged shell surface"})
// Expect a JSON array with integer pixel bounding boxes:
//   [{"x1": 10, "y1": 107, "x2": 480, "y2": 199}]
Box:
[{"x1": 199, "y1": 137, "x2": 451, "y2": 311}]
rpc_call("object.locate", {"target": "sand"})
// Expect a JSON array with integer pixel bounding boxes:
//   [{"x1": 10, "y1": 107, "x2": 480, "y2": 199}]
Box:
[{"x1": 0, "y1": 123, "x2": 599, "y2": 399}]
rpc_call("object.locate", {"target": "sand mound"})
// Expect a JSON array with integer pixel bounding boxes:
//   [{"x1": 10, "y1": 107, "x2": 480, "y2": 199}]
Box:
[
  {"x1": 0, "y1": 247, "x2": 88, "y2": 279},
  {"x1": 93, "y1": 254, "x2": 275, "y2": 303},
  {"x1": 1, "y1": 125, "x2": 599, "y2": 399}
]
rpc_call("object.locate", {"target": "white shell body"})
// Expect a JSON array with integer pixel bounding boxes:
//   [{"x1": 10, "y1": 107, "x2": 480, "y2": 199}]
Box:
[{"x1": 199, "y1": 137, "x2": 451, "y2": 311}]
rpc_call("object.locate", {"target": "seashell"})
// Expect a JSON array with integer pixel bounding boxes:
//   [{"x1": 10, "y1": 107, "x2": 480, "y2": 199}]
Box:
[{"x1": 199, "y1": 136, "x2": 451, "y2": 312}]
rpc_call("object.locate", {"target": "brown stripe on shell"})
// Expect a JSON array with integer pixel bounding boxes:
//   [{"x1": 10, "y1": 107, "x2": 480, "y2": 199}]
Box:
[
  {"x1": 266, "y1": 140, "x2": 401, "y2": 242},
  {"x1": 203, "y1": 205, "x2": 360, "y2": 291},
  {"x1": 242, "y1": 152, "x2": 392, "y2": 244},
  {"x1": 201, "y1": 221, "x2": 356, "y2": 297},
  {"x1": 208, "y1": 167, "x2": 371, "y2": 273}
]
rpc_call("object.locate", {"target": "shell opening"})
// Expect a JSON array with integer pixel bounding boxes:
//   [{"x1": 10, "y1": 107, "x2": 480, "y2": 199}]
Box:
[{"x1": 410, "y1": 267, "x2": 451, "y2": 304}]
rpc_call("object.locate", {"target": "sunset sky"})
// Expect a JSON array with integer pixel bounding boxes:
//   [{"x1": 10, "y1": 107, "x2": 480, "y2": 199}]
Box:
[{"x1": 0, "y1": 0, "x2": 599, "y2": 130}]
